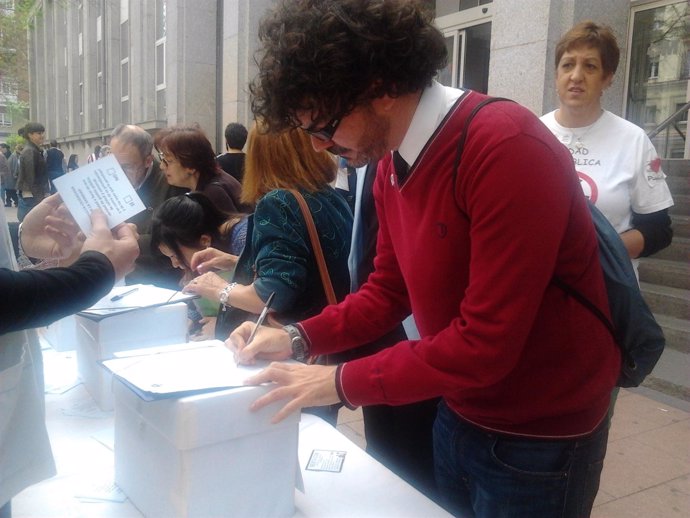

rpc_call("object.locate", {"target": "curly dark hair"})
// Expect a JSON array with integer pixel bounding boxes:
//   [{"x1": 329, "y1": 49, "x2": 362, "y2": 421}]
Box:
[{"x1": 250, "y1": 0, "x2": 447, "y2": 132}]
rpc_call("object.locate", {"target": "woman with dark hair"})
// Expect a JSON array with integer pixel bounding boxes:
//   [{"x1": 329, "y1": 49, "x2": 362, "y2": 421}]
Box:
[
  {"x1": 151, "y1": 192, "x2": 247, "y2": 339},
  {"x1": 67, "y1": 154, "x2": 79, "y2": 172},
  {"x1": 154, "y1": 124, "x2": 248, "y2": 214},
  {"x1": 183, "y1": 125, "x2": 352, "y2": 349},
  {"x1": 541, "y1": 21, "x2": 673, "y2": 276}
]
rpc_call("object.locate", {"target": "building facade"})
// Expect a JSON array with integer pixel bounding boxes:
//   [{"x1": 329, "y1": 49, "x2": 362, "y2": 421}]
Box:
[{"x1": 25, "y1": 0, "x2": 688, "y2": 162}]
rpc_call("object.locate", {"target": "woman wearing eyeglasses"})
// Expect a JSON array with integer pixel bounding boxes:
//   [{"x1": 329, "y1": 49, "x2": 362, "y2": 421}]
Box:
[{"x1": 154, "y1": 124, "x2": 251, "y2": 215}]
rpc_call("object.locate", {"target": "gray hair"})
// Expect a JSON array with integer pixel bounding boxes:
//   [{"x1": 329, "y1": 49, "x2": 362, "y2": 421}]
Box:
[{"x1": 110, "y1": 124, "x2": 154, "y2": 160}]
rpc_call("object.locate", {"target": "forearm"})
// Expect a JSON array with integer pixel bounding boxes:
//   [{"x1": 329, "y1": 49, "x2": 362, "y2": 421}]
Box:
[
  {"x1": 628, "y1": 209, "x2": 673, "y2": 258},
  {"x1": 224, "y1": 282, "x2": 266, "y2": 314},
  {"x1": 620, "y1": 229, "x2": 645, "y2": 259},
  {"x1": 0, "y1": 251, "x2": 115, "y2": 334}
]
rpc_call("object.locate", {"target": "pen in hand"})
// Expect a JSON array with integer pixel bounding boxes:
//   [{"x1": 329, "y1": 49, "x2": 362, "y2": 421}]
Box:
[
  {"x1": 111, "y1": 287, "x2": 139, "y2": 302},
  {"x1": 245, "y1": 292, "x2": 276, "y2": 346}
]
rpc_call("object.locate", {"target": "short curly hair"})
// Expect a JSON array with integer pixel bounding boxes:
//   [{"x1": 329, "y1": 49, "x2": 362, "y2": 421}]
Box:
[{"x1": 250, "y1": 0, "x2": 447, "y2": 133}]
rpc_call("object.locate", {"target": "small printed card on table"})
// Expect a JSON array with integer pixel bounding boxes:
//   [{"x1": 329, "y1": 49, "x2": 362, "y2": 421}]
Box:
[
  {"x1": 54, "y1": 154, "x2": 145, "y2": 233},
  {"x1": 306, "y1": 449, "x2": 347, "y2": 473}
]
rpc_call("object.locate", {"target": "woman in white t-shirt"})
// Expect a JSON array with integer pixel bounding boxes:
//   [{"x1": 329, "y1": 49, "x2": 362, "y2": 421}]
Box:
[{"x1": 541, "y1": 20, "x2": 673, "y2": 275}]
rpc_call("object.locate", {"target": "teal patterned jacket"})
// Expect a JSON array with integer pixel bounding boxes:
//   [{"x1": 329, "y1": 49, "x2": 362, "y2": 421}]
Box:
[{"x1": 217, "y1": 187, "x2": 353, "y2": 334}]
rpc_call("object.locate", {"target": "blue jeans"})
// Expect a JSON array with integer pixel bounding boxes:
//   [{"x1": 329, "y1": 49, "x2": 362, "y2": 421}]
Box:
[
  {"x1": 433, "y1": 401, "x2": 608, "y2": 518},
  {"x1": 17, "y1": 194, "x2": 38, "y2": 222}
]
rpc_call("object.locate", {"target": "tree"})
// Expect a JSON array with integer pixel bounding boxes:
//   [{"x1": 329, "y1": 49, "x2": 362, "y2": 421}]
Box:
[{"x1": 0, "y1": 0, "x2": 38, "y2": 127}]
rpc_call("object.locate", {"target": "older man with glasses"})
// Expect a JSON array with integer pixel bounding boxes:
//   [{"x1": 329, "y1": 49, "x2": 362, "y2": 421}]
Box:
[{"x1": 109, "y1": 124, "x2": 187, "y2": 288}]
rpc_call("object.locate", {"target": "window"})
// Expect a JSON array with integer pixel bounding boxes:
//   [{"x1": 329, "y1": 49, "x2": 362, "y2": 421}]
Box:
[
  {"x1": 626, "y1": 0, "x2": 688, "y2": 158},
  {"x1": 121, "y1": 60, "x2": 129, "y2": 99},
  {"x1": 120, "y1": 18, "x2": 129, "y2": 103},
  {"x1": 156, "y1": 41, "x2": 165, "y2": 88},
  {"x1": 156, "y1": 0, "x2": 166, "y2": 40},
  {"x1": 0, "y1": 0, "x2": 15, "y2": 12},
  {"x1": 648, "y1": 57, "x2": 659, "y2": 79},
  {"x1": 155, "y1": 0, "x2": 166, "y2": 89},
  {"x1": 0, "y1": 111, "x2": 12, "y2": 127}
]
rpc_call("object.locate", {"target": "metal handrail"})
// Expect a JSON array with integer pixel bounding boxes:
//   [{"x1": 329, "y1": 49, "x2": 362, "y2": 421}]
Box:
[{"x1": 648, "y1": 101, "x2": 690, "y2": 139}]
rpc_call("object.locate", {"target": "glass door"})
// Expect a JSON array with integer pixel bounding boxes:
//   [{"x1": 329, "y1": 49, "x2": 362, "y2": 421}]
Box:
[
  {"x1": 438, "y1": 22, "x2": 491, "y2": 93},
  {"x1": 626, "y1": 0, "x2": 689, "y2": 158}
]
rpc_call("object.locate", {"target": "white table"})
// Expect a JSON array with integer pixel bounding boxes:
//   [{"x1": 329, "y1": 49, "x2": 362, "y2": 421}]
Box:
[
  {"x1": 295, "y1": 414, "x2": 451, "y2": 517},
  {"x1": 13, "y1": 344, "x2": 451, "y2": 517}
]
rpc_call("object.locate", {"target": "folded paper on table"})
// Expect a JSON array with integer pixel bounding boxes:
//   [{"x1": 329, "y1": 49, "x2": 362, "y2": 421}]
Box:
[
  {"x1": 54, "y1": 154, "x2": 146, "y2": 233},
  {"x1": 101, "y1": 340, "x2": 269, "y2": 401},
  {"x1": 79, "y1": 284, "x2": 197, "y2": 320}
]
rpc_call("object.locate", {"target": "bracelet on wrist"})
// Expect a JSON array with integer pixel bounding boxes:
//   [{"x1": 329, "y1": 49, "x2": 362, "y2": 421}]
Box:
[{"x1": 219, "y1": 282, "x2": 238, "y2": 310}]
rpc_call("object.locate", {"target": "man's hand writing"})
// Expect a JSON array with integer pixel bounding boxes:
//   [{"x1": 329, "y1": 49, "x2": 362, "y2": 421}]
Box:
[{"x1": 228, "y1": 321, "x2": 293, "y2": 364}]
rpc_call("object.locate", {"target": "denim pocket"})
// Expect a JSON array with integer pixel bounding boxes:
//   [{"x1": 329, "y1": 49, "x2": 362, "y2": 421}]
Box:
[{"x1": 490, "y1": 435, "x2": 571, "y2": 480}]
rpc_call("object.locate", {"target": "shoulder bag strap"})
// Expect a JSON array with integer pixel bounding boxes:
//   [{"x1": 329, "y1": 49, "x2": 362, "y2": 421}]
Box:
[
  {"x1": 452, "y1": 96, "x2": 513, "y2": 180},
  {"x1": 288, "y1": 189, "x2": 337, "y2": 305}
]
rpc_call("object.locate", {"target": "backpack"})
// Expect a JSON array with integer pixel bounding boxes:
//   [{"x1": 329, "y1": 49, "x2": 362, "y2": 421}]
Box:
[{"x1": 453, "y1": 94, "x2": 666, "y2": 388}]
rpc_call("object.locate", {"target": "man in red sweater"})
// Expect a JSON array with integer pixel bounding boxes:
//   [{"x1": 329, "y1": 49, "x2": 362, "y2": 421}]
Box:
[{"x1": 231, "y1": 1, "x2": 620, "y2": 516}]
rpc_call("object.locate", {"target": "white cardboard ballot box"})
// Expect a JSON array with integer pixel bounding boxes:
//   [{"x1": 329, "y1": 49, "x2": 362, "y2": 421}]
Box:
[
  {"x1": 75, "y1": 301, "x2": 188, "y2": 410},
  {"x1": 113, "y1": 378, "x2": 300, "y2": 518},
  {"x1": 43, "y1": 314, "x2": 79, "y2": 351}
]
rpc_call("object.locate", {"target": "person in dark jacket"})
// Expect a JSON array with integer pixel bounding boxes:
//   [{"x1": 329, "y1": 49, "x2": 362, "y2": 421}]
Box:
[
  {"x1": 0, "y1": 193, "x2": 138, "y2": 516},
  {"x1": 45, "y1": 140, "x2": 65, "y2": 194},
  {"x1": 16, "y1": 122, "x2": 48, "y2": 222},
  {"x1": 109, "y1": 124, "x2": 188, "y2": 289},
  {"x1": 216, "y1": 122, "x2": 248, "y2": 184}
]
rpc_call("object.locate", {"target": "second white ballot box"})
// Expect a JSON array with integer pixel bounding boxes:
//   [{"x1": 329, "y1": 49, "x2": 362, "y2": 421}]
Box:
[
  {"x1": 113, "y1": 379, "x2": 300, "y2": 518},
  {"x1": 75, "y1": 285, "x2": 191, "y2": 410}
]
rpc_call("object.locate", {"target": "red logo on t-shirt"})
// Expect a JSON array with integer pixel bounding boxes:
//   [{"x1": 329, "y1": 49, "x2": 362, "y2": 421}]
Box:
[
  {"x1": 577, "y1": 172, "x2": 598, "y2": 203},
  {"x1": 648, "y1": 157, "x2": 662, "y2": 173}
]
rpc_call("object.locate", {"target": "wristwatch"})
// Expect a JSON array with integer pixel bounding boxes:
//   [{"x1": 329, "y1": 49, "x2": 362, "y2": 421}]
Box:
[
  {"x1": 284, "y1": 324, "x2": 308, "y2": 362},
  {"x1": 219, "y1": 282, "x2": 237, "y2": 310}
]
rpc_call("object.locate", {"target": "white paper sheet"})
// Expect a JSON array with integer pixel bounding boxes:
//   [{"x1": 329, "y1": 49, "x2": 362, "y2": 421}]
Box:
[
  {"x1": 79, "y1": 283, "x2": 196, "y2": 318},
  {"x1": 54, "y1": 154, "x2": 145, "y2": 233},
  {"x1": 101, "y1": 340, "x2": 269, "y2": 399}
]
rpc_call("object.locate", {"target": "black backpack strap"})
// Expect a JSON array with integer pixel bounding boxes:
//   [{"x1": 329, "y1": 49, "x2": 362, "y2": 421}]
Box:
[
  {"x1": 452, "y1": 97, "x2": 514, "y2": 176},
  {"x1": 551, "y1": 275, "x2": 616, "y2": 337},
  {"x1": 452, "y1": 97, "x2": 514, "y2": 205},
  {"x1": 451, "y1": 97, "x2": 615, "y2": 338}
]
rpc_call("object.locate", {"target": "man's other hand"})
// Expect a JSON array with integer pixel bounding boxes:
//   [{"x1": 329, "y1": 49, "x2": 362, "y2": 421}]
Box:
[
  {"x1": 20, "y1": 193, "x2": 83, "y2": 260},
  {"x1": 81, "y1": 209, "x2": 140, "y2": 280}
]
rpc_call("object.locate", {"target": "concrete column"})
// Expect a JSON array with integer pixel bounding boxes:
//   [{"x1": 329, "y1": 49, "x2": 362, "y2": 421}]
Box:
[{"x1": 488, "y1": 0, "x2": 629, "y2": 117}]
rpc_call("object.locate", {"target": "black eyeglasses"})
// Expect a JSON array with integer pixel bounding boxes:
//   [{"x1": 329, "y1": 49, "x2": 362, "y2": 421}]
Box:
[
  {"x1": 302, "y1": 115, "x2": 342, "y2": 142},
  {"x1": 158, "y1": 151, "x2": 174, "y2": 166}
]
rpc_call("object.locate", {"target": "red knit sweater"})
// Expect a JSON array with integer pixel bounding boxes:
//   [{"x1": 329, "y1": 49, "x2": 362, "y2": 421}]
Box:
[{"x1": 302, "y1": 92, "x2": 620, "y2": 437}]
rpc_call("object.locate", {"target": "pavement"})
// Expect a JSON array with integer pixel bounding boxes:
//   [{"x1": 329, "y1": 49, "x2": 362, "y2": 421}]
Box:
[{"x1": 5, "y1": 204, "x2": 690, "y2": 517}]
